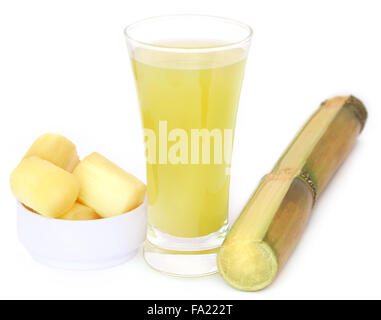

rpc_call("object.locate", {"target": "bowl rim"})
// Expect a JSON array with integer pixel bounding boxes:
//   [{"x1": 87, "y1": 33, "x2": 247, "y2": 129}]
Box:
[{"x1": 17, "y1": 198, "x2": 147, "y2": 224}]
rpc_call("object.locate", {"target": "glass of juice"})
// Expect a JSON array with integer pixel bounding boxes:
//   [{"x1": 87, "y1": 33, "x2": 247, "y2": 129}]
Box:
[{"x1": 124, "y1": 15, "x2": 252, "y2": 276}]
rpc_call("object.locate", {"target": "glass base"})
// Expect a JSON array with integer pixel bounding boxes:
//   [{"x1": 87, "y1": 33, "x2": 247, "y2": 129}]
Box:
[{"x1": 144, "y1": 223, "x2": 228, "y2": 277}]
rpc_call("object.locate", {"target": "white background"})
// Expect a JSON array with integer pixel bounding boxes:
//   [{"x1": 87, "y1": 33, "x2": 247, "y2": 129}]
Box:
[{"x1": 0, "y1": 0, "x2": 380, "y2": 300}]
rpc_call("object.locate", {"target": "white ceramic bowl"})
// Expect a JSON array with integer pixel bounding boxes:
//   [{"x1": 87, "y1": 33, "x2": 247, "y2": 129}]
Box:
[{"x1": 17, "y1": 200, "x2": 147, "y2": 270}]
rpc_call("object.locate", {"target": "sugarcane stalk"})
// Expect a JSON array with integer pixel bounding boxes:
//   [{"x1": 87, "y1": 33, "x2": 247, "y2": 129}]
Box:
[{"x1": 217, "y1": 96, "x2": 367, "y2": 291}]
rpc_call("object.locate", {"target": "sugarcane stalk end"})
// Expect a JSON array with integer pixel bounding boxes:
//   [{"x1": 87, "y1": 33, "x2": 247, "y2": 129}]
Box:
[{"x1": 217, "y1": 240, "x2": 278, "y2": 291}]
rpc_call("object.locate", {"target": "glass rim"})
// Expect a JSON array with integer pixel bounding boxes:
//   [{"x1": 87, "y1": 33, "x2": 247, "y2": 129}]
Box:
[{"x1": 124, "y1": 14, "x2": 253, "y2": 53}]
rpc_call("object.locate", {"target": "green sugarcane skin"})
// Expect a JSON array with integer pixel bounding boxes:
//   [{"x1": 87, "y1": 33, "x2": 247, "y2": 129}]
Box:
[
  {"x1": 218, "y1": 174, "x2": 313, "y2": 291},
  {"x1": 303, "y1": 100, "x2": 365, "y2": 196},
  {"x1": 275, "y1": 96, "x2": 366, "y2": 197},
  {"x1": 217, "y1": 96, "x2": 367, "y2": 291},
  {"x1": 264, "y1": 177, "x2": 313, "y2": 270}
]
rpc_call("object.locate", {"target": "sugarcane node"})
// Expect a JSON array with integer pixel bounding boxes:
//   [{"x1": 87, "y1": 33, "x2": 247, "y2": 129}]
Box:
[
  {"x1": 298, "y1": 170, "x2": 317, "y2": 204},
  {"x1": 345, "y1": 96, "x2": 368, "y2": 132}
]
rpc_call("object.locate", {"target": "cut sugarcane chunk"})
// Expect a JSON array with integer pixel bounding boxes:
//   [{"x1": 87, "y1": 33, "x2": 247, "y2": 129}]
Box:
[
  {"x1": 23, "y1": 133, "x2": 79, "y2": 172},
  {"x1": 59, "y1": 202, "x2": 101, "y2": 220},
  {"x1": 73, "y1": 152, "x2": 146, "y2": 218},
  {"x1": 10, "y1": 157, "x2": 80, "y2": 218}
]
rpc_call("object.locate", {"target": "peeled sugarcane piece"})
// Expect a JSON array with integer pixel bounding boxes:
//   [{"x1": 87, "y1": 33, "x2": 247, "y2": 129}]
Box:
[
  {"x1": 59, "y1": 202, "x2": 101, "y2": 220},
  {"x1": 23, "y1": 133, "x2": 79, "y2": 172},
  {"x1": 10, "y1": 157, "x2": 80, "y2": 218},
  {"x1": 217, "y1": 96, "x2": 367, "y2": 291},
  {"x1": 73, "y1": 152, "x2": 147, "y2": 218}
]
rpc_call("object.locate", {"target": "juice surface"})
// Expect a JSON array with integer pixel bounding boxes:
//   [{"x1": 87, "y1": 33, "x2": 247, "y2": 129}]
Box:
[{"x1": 132, "y1": 41, "x2": 247, "y2": 238}]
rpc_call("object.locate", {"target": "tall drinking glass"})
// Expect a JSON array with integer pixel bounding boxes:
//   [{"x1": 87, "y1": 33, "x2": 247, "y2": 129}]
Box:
[{"x1": 125, "y1": 15, "x2": 252, "y2": 276}]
